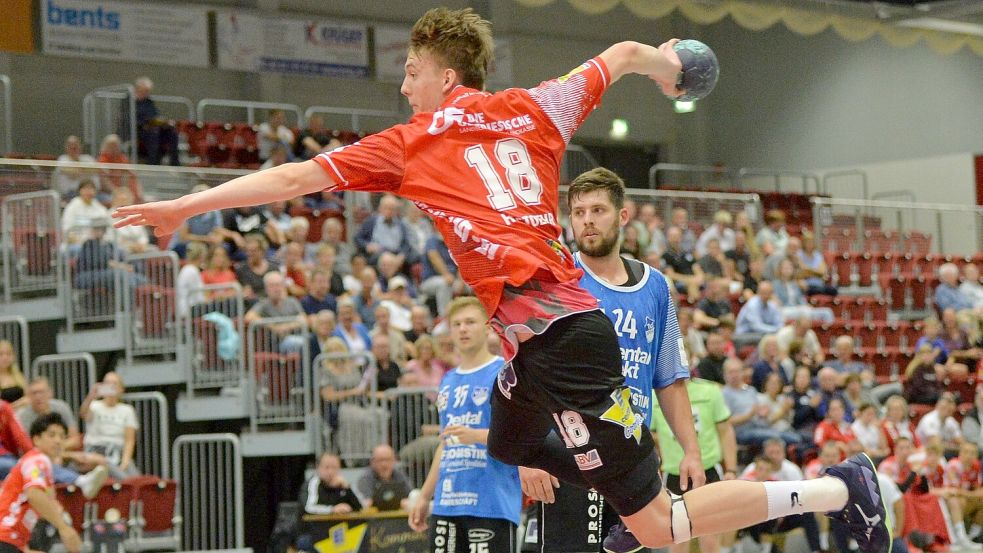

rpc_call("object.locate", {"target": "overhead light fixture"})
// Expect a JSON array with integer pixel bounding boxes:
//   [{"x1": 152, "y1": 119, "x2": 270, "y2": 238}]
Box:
[
  {"x1": 609, "y1": 118, "x2": 629, "y2": 140},
  {"x1": 897, "y1": 17, "x2": 983, "y2": 37},
  {"x1": 674, "y1": 100, "x2": 696, "y2": 114}
]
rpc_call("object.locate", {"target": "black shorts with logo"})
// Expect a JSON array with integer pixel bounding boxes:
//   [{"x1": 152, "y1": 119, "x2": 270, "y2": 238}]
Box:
[
  {"x1": 665, "y1": 465, "x2": 722, "y2": 496},
  {"x1": 430, "y1": 515, "x2": 515, "y2": 553},
  {"x1": 490, "y1": 310, "x2": 662, "y2": 515}
]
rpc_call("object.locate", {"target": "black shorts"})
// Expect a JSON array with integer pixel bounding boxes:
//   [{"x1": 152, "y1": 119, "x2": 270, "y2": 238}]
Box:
[
  {"x1": 429, "y1": 515, "x2": 515, "y2": 553},
  {"x1": 664, "y1": 466, "x2": 722, "y2": 496},
  {"x1": 0, "y1": 541, "x2": 21, "y2": 553},
  {"x1": 492, "y1": 310, "x2": 661, "y2": 515}
]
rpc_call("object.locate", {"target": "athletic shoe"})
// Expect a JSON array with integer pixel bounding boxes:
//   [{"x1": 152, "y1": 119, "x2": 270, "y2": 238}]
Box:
[
  {"x1": 76, "y1": 465, "x2": 109, "y2": 499},
  {"x1": 602, "y1": 522, "x2": 644, "y2": 553},
  {"x1": 824, "y1": 453, "x2": 891, "y2": 553}
]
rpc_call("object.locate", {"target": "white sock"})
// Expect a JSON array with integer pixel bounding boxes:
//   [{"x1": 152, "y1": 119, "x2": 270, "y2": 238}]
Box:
[
  {"x1": 819, "y1": 531, "x2": 830, "y2": 550},
  {"x1": 969, "y1": 524, "x2": 982, "y2": 538},
  {"x1": 763, "y1": 478, "x2": 847, "y2": 519},
  {"x1": 956, "y1": 521, "x2": 968, "y2": 539}
]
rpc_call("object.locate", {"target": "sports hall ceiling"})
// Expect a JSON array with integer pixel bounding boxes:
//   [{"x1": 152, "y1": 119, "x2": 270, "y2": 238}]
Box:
[{"x1": 732, "y1": 0, "x2": 983, "y2": 34}]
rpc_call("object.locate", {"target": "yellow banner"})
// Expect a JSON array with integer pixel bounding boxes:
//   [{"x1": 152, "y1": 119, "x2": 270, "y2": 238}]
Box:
[{"x1": 0, "y1": 0, "x2": 34, "y2": 53}]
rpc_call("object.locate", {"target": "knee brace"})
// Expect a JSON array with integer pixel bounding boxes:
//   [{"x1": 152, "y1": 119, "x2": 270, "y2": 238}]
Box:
[{"x1": 669, "y1": 492, "x2": 693, "y2": 544}]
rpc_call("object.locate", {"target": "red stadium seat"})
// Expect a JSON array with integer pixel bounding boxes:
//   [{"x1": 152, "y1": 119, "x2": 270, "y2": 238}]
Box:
[
  {"x1": 134, "y1": 285, "x2": 175, "y2": 338},
  {"x1": 832, "y1": 253, "x2": 852, "y2": 287},
  {"x1": 853, "y1": 253, "x2": 874, "y2": 287},
  {"x1": 909, "y1": 277, "x2": 927, "y2": 310},
  {"x1": 55, "y1": 484, "x2": 89, "y2": 535},
  {"x1": 93, "y1": 481, "x2": 137, "y2": 521}
]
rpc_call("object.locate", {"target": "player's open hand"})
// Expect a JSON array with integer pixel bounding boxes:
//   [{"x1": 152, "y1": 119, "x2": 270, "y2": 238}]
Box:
[
  {"x1": 112, "y1": 199, "x2": 185, "y2": 239},
  {"x1": 677, "y1": 451, "x2": 706, "y2": 492},
  {"x1": 518, "y1": 467, "x2": 560, "y2": 503},
  {"x1": 653, "y1": 39, "x2": 684, "y2": 98},
  {"x1": 407, "y1": 495, "x2": 430, "y2": 532}
]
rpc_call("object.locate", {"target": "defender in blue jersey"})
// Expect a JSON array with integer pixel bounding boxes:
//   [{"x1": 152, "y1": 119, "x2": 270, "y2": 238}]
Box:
[{"x1": 409, "y1": 297, "x2": 521, "y2": 552}]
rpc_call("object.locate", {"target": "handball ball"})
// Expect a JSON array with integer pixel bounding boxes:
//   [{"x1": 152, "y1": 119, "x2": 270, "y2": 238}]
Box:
[{"x1": 672, "y1": 39, "x2": 719, "y2": 101}]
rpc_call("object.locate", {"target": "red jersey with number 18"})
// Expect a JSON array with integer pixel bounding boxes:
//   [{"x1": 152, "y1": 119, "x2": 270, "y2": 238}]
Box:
[{"x1": 314, "y1": 57, "x2": 612, "y2": 359}]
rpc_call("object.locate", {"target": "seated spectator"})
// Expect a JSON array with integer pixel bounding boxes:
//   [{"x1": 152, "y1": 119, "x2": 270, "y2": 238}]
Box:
[
  {"x1": 355, "y1": 195, "x2": 418, "y2": 267},
  {"x1": 334, "y1": 298, "x2": 372, "y2": 359},
  {"x1": 694, "y1": 332, "x2": 728, "y2": 384},
  {"x1": 696, "y1": 238, "x2": 730, "y2": 282},
  {"x1": 941, "y1": 307, "x2": 981, "y2": 368},
  {"x1": 776, "y1": 316, "x2": 825, "y2": 366},
  {"x1": 355, "y1": 445, "x2": 412, "y2": 510},
  {"x1": 797, "y1": 232, "x2": 837, "y2": 296},
  {"x1": 201, "y1": 245, "x2": 239, "y2": 294},
  {"x1": 722, "y1": 358, "x2": 800, "y2": 447},
  {"x1": 735, "y1": 281, "x2": 783, "y2": 340},
  {"x1": 107, "y1": 188, "x2": 150, "y2": 254},
  {"x1": 619, "y1": 225, "x2": 643, "y2": 260},
  {"x1": 962, "y1": 386, "x2": 983, "y2": 451},
  {"x1": 133, "y1": 77, "x2": 179, "y2": 165},
  {"x1": 402, "y1": 335, "x2": 444, "y2": 390},
  {"x1": 318, "y1": 337, "x2": 372, "y2": 444},
  {"x1": 54, "y1": 135, "x2": 99, "y2": 198},
  {"x1": 258, "y1": 109, "x2": 295, "y2": 162},
  {"x1": 419, "y1": 233, "x2": 461, "y2": 318},
  {"x1": 403, "y1": 306, "x2": 433, "y2": 345},
  {"x1": 224, "y1": 206, "x2": 282, "y2": 259},
  {"x1": 433, "y1": 330, "x2": 457, "y2": 374},
  {"x1": 294, "y1": 115, "x2": 335, "y2": 161},
  {"x1": 308, "y1": 310, "x2": 337, "y2": 363},
  {"x1": 851, "y1": 402, "x2": 890, "y2": 460},
  {"x1": 765, "y1": 235, "x2": 803, "y2": 281},
  {"x1": 843, "y1": 373, "x2": 875, "y2": 413},
  {"x1": 959, "y1": 263, "x2": 983, "y2": 308},
  {"x1": 676, "y1": 307, "x2": 706, "y2": 365},
  {"x1": 694, "y1": 278, "x2": 733, "y2": 332},
  {"x1": 301, "y1": 269, "x2": 338, "y2": 320},
  {"x1": 759, "y1": 372, "x2": 795, "y2": 434},
  {"x1": 815, "y1": 366, "x2": 852, "y2": 422},
  {"x1": 725, "y1": 229, "x2": 752, "y2": 284},
  {"x1": 176, "y1": 241, "x2": 207, "y2": 318},
  {"x1": 935, "y1": 262, "x2": 975, "y2": 314},
  {"x1": 370, "y1": 304, "x2": 409, "y2": 366},
  {"x1": 265, "y1": 202, "x2": 295, "y2": 238},
  {"x1": 311, "y1": 244, "x2": 347, "y2": 298},
  {"x1": 740, "y1": 255, "x2": 766, "y2": 301},
  {"x1": 315, "y1": 218, "x2": 355, "y2": 276},
  {"x1": 638, "y1": 203, "x2": 665, "y2": 258},
  {"x1": 0, "y1": 341, "x2": 24, "y2": 410},
  {"x1": 96, "y1": 133, "x2": 141, "y2": 202},
  {"x1": 403, "y1": 203, "x2": 434, "y2": 257},
  {"x1": 903, "y1": 342, "x2": 945, "y2": 406},
  {"x1": 62, "y1": 180, "x2": 110, "y2": 247},
  {"x1": 921, "y1": 443, "x2": 976, "y2": 548},
  {"x1": 915, "y1": 393, "x2": 963, "y2": 454},
  {"x1": 244, "y1": 272, "x2": 307, "y2": 354},
  {"x1": 915, "y1": 316, "x2": 950, "y2": 364},
  {"x1": 236, "y1": 234, "x2": 279, "y2": 302},
  {"x1": 295, "y1": 452, "x2": 362, "y2": 553},
  {"x1": 353, "y1": 267, "x2": 380, "y2": 327},
  {"x1": 79, "y1": 372, "x2": 140, "y2": 480},
  {"x1": 73, "y1": 219, "x2": 146, "y2": 290},
  {"x1": 945, "y1": 441, "x2": 983, "y2": 542},
  {"x1": 377, "y1": 252, "x2": 416, "y2": 297},
  {"x1": 380, "y1": 276, "x2": 414, "y2": 332},
  {"x1": 825, "y1": 335, "x2": 875, "y2": 386},
  {"x1": 751, "y1": 335, "x2": 794, "y2": 391},
  {"x1": 695, "y1": 210, "x2": 735, "y2": 257},
  {"x1": 168, "y1": 184, "x2": 228, "y2": 258},
  {"x1": 804, "y1": 440, "x2": 841, "y2": 480},
  {"x1": 771, "y1": 259, "x2": 834, "y2": 323},
  {"x1": 281, "y1": 242, "x2": 310, "y2": 298},
  {"x1": 814, "y1": 398, "x2": 862, "y2": 459},
  {"x1": 668, "y1": 207, "x2": 696, "y2": 254},
  {"x1": 367, "y1": 334, "x2": 403, "y2": 394},
  {"x1": 662, "y1": 226, "x2": 703, "y2": 303},
  {"x1": 755, "y1": 209, "x2": 789, "y2": 256},
  {"x1": 260, "y1": 144, "x2": 290, "y2": 170},
  {"x1": 882, "y1": 395, "x2": 921, "y2": 453}
]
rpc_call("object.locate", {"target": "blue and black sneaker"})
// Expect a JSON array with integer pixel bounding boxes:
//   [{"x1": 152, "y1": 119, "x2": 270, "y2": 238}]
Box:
[
  {"x1": 602, "y1": 522, "x2": 644, "y2": 553},
  {"x1": 824, "y1": 453, "x2": 892, "y2": 553}
]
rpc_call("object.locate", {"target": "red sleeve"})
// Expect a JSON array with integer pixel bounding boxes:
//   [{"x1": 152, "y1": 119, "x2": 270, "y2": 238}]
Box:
[
  {"x1": 0, "y1": 402, "x2": 31, "y2": 456},
  {"x1": 20, "y1": 455, "x2": 51, "y2": 491},
  {"x1": 814, "y1": 422, "x2": 827, "y2": 445},
  {"x1": 525, "y1": 57, "x2": 610, "y2": 144},
  {"x1": 313, "y1": 127, "x2": 405, "y2": 193},
  {"x1": 911, "y1": 423, "x2": 922, "y2": 447}
]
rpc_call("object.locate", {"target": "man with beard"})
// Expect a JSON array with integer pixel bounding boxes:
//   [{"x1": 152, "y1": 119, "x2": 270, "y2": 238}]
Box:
[{"x1": 519, "y1": 167, "x2": 691, "y2": 552}]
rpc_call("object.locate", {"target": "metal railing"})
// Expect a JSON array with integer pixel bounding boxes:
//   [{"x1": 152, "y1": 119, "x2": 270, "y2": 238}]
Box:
[
  {"x1": 821, "y1": 169, "x2": 869, "y2": 200},
  {"x1": 63, "y1": 223, "x2": 124, "y2": 330},
  {"x1": 246, "y1": 317, "x2": 312, "y2": 431},
  {"x1": 736, "y1": 168, "x2": 821, "y2": 195},
  {"x1": 313, "y1": 351, "x2": 383, "y2": 465},
  {"x1": 303, "y1": 106, "x2": 402, "y2": 135},
  {"x1": 812, "y1": 196, "x2": 983, "y2": 255},
  {"x1": 28, "y1": 353, "x2": 96, "y2": 416},
  {"x1": 123, "y1": 391, "x2": 170, "y2": 478},
  {"x1": 172, "y1": 433, "x2": 244, "y2": 551},
  {"x1": 385, "y1": 386, "x2": 438, "y2": 488},
  {"x1": 122, "y1": 251, "x2": 180, "y2": 362},
  {"x1": 83, "y1": 86, "x2": 194, "y2": 160},
  {"x1": 648, "y1": 163, "x2": 735, "y2": 190},
  {"x1": 1, "y1": 190, "x2": 61, "y2": 301},
  {"x1": 560, "y1": 144, "x2": 599, "y2": 183},
  {"x1": 184, "y1": 283, "x2": 245, "y2": 396},
  {"x1": 0, "y1": 316, "x2": 28, "y2": 374},
  {"x1": 0, "y1": 75, "x2": 11, "y2": 154},
  {"x1": 197, "y1": 99, "x2": 303, "y2": 127}
]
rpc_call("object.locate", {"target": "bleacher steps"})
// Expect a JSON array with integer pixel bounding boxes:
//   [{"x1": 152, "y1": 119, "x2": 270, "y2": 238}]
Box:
[
  {"x1": 115, "y1": 358, "x2": 184, "y2": 386},
  {"x1": 177, "y1": 389, "x2": 249, "y2": 421},
  {"x1": 56, "y1": 326, "x2": 125, "y2": 353},
  {"x1": 0, "y1": 296, "x2": 64, "y2": 321},
  {"x1": 240, "y1": 430, "x2": 315, "y2": 457}
]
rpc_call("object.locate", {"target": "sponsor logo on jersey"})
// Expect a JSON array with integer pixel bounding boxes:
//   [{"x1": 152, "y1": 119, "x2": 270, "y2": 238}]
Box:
[
  {"x1": 558, "y1": 63, "x2": 589, "y2": 83},
  {"x1": 471, "y1": 386, "x2": 489, "y2": 406},
  {"x1": 574, "y1": 449, "x2": 603, "y2": 470},
  {"x1": 447, "y1": 411, "x2": 483, "y2": 426},
  {"x1": 600, "y1": 388, "x2": 644, "y2": 444},
  {"x1": 468, "y1": 529, "x2": 496, "y2": 543},
  {"x1": 427, "y1": 107, "x2": 535, "y2": 135},
  {"x1": 645, "y1": 316, "x2": 656, "y2": 343},
  {"x1": 436, "y1": 387, "x2": 449, "y2": 411},
  {"x1": 497, "y1": 364, "x2": 517, "y2": 400}
]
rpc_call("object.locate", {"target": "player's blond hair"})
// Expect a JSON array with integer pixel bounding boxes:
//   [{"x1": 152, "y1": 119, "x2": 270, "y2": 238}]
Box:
[
  {"x1": 567, "y1": 167, "x2": 626, "y2": 210},
  {"x1": 446, "y1": 296, "x2": 487, "y2": 323},
  {"x1": 410, "y1": 7, "x2": 494, "y2": 90}
]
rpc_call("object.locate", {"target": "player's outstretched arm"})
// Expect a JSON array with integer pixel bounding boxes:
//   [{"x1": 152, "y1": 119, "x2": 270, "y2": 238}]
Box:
[
  {"x1": 598, "y1": 40, "x2": 683, "y2": 95},
  {"x1": 113, "y1": 160, "x2": 333, "y2": 238}
]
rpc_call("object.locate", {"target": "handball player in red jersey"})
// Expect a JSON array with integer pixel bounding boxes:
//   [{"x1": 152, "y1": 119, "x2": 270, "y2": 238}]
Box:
[{"x1": 114, "y1": 8, "x2": 888, "y2": 552}]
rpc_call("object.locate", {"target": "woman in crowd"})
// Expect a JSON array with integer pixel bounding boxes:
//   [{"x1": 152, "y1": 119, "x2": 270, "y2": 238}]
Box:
[
  {"x1": 850, "y1": 402, "x2": 890, "y2": 461},
  {"x1": 813, "y1": 398, "x2": 862, "y2": 460},
  {"x1": 771, "y1": 258, "x2": 834, "y2": 323},
  {"x1": 750, "y1": 334, "x2": 794, "y2": 391},
  {"x1": 201, "y1": 245, "x2": 239, "y2": 294},
  {"x1": 79, "y1": 372, "x2": 140, "y2": 480},
  {"x1": 108, "y1": 187, "x2": 149, "y2": 254},
  {"x1": 789, "y1": 366, "x2": 823, "y2": 441},
  {"x1": 903, "y1": 342, "x2": 945, "y2": 406},
  {"x1": 0, "y1": 340, "x2": 26, "y2": 409},
  {"x1": 401, "y1": 335, "x2": 444, "y2": 392},
  {"x1": 881, "y1": 395, "x2": 921, "y2": 454},
  {"x1": 676, "y1": 307, "x2": 706, "y2": 366},
  {"x1": 758, "y1": 372, "x2": 795, "y2": 436},
  {"x1": 176, "y1": 241, "x2": 207, "y2": 318}
]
